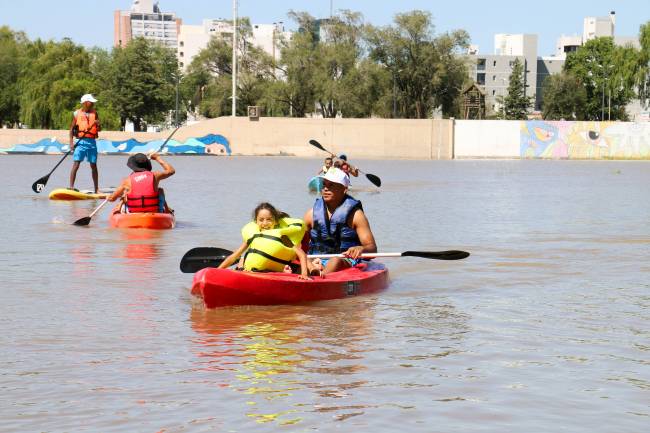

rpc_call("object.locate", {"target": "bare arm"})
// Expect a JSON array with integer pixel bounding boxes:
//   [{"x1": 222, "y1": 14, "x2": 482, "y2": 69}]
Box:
[
  {"x1": 108, "y1": 178, "x2": 129, "y2": 202},
  {"x1": 343, "y1": 209, "x2": 377, "y2": 259},
  {"x1": 293, "y1": 246, "x2": 311, "y2": 279},
  {"x1": 218, "y1": 242, "x2": 248, "y2": 269},
  {"x1": 69, "y1": 115, "x2": 76, "y2": 148},
  {"x1": 151, "y1": 153, "x2": 175, "y2": 184}
]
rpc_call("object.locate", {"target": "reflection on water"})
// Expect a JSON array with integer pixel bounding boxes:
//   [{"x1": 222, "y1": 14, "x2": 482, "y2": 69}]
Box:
[
  {"x1": 1, "y1": 157, "x2": 649, "y2": 432},
  {"x1": 190, "y1": 300, "x2": 377, "y2": 426}
]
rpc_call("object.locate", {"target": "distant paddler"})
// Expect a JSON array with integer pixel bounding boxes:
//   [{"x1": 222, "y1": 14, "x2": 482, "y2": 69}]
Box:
[
  {"x1": 317, "y1": 157, "x2": 333, "y2": 175},
  {"x1": 337, "y1": 154, "x2": 359, "y2": 177},
  {"x1": 68, "y1": 94, "x2": 101, "y2": 193}
]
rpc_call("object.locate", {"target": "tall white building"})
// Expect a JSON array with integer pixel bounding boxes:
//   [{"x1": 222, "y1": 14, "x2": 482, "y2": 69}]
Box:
[
  {"x1": 583, "y1": 12, "x2": 615, "y2": 42},
  {"x1": 177, "y1": 20, "x2": 291, "y2": 71},
  {"x1": 114, "y1": 0, "x2": 181, "y2": 48}
]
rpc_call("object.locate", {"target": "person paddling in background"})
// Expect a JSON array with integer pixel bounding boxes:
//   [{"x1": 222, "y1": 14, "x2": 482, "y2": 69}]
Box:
[
  {"x1": 338, "y1": 154, "x2": 359, "y2": 177},
  {"x1": 317, "y1": 157, "x2": 333, "y2": 175},
  {"x1": 107, "y1": 152, "x2": 175, "y2": 213},
  {"x1": 69, "y1": 94, "x2": 101, "y2": 192},
  {"x1": 304, "y1": 167, "x2": 377, "y2": 275},
  {"x1": 218, "y1": 203, "x2": 311, "y2": 280}
]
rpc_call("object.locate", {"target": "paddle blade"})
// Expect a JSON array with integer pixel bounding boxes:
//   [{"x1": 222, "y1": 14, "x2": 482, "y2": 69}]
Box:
[
  {"x1": 73, "y1": 216, "x2": 91, "y2": 226},
  {"x1": 32, "y1": 175, "x2": 49, "y2": 193},
  {"x1": 365, "y1": 173, "x2": 381, "y2": 187},
  {"x1": 402, "y1": 250, "x2": 470, "y2": 260},
  {"x1": 180, "y1": 247, "x2": 234, "y2": 273},
  {"x1": 309, "y1": 139, "x2": 326, "y2": 152}
]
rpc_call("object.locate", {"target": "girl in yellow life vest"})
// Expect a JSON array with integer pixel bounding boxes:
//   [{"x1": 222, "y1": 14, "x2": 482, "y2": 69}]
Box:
[{"x1": 218, "y1": 203, "x2": 311, "y2": 280}]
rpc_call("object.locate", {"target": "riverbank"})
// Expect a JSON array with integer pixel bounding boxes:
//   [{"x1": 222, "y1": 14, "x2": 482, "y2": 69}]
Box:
[{"x1": 1, "y1": 117, "x2": 649, "y2": 159}]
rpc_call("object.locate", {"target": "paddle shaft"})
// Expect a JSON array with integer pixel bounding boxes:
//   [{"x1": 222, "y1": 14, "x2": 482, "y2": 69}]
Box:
[
  {"x1": 88, "y1": 198, "x2": 110, "y2": 218},
  {"x1": 47, "y1": 151, "x2": 72, "y2": 176},
  {"x1": 308, "y1": 253, "x2": 401, "y2": 259},
  {"x1": 155, "y1": 126, "x2": 180, "y2": 154}
]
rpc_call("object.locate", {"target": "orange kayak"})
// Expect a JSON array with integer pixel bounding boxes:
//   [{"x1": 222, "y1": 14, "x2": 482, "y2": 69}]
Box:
[{"x1": 109, "y1": 211, "x2": 175, "y2": 229}]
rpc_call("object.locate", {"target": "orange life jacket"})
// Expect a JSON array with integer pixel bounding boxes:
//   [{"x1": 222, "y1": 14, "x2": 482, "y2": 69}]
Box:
[
  {"x1": 126, "y1": 172, "x2": 159, "y2": 213},
  {"x1": 74, "y1": 110, "x2": 98, "y2": 138}
]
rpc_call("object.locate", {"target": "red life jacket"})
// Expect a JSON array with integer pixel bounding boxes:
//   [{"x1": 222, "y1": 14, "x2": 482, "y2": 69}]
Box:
[
  {"x1": 126, "y1": 171, "x2": 159, "y2": 213},
  {"x1": 74, "y1": 110, "x2": 98, "y2": 138}
]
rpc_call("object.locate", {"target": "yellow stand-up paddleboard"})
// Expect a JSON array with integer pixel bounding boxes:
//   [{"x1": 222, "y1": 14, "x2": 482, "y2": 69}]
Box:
[{"x1": 48, "y1": 188, "x2": 110, "y2": 200}]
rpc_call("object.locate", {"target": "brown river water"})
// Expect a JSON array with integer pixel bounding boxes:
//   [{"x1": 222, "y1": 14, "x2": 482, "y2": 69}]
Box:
[{"x1": 1, "y1": 155, "x2": 648, "y2": 432}]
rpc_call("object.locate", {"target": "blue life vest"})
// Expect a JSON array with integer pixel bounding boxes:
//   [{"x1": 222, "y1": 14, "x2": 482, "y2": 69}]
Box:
[{"x1": 309, "y1": 195, "x2": 362, "y2": 254}]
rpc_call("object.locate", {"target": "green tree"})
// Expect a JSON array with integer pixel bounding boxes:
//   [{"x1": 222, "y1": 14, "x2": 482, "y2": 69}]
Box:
[
  {"x1": 497, "y1": 58, "x2": 533, "y2": 119},
  {"x1": 0, "y1": 27, "x2": 27, "y2": 127},
  {"x1": 366, "y1": 11, "x2": 469, "y2": 118},
  {"x1": 18, "y1": 38, "x2": 96, "y2": 129},
  {"x1": 109, "y1": 37, "x2": 177, "y2": 130},
  {"x1": 564, "y1": 37, "x2": 636, "y2": 120},
  {"x1": 637, "y1": 21, "x2": 650, "y2": 108},
  {"x1": 541, "y1": 72, "x2": 587, "y2": 120}
]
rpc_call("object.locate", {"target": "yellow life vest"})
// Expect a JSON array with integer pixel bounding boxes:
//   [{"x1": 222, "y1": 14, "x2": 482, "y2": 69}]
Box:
[{"x1": 241, "y1": 217, "x2": 306, "y2": 272}]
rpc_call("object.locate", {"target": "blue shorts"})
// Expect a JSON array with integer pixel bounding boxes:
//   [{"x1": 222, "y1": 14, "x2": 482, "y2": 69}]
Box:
[{"x1": 73, "y1": 138, "x2": 97, "y2": 164}]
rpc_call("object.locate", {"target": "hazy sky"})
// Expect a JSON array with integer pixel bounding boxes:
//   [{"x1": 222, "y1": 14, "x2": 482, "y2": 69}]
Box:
[{"x1": 2, "y1": 0, "x2": 648, "y2": 55}]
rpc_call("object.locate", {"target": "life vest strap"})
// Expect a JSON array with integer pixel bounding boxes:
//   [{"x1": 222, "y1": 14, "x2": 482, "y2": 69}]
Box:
[{"x1": 246, "y1": 248, "x2": 294, "y2": 267}]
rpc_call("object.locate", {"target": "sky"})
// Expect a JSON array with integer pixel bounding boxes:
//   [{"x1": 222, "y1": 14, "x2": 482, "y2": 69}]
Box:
[{"x1": 2, "y1": 0, "x2": 648, "y2": 56}]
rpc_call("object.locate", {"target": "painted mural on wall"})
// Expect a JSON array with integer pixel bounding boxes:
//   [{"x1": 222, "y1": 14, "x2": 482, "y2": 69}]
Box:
[
  {"x1": 521, "y1": 121, "x2": 650, "y2": 159},
  {"x1": 2, "y1": 133, "x2": 231, "y2": 155}
]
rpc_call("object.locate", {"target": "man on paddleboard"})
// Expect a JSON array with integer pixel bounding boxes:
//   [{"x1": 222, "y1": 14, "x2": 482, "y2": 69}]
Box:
[
  {"x1": 107, "y1": 152, "x2": 175, "y2": 213},
  {"x1": 303, "y1": 167, "x2": 377, "y2": 275},
  {"x1": 69, "y1": 94, "x2": 101, "y2": 193}
]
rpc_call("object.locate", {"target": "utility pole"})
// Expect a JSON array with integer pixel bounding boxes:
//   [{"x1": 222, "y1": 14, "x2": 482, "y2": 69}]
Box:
[
  {"x1": 330, "y1": 0, "x2": 333, "y2": 18},
  {"x1": 175, "y1": 72, "x2": 179, "y2": 127},
  {"x1": 232, "y1": 0, "x2": 237, "y2": 117}
]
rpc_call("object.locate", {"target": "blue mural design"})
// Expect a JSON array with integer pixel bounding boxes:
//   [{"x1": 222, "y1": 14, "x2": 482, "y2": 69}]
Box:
[{"x1": 2, "y1": 133, "x2": 231, "y2": 156}]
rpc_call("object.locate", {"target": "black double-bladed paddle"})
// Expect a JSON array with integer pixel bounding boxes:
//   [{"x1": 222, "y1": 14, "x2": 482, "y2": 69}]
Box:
[
  {"x1": 179, "y1": 247, "x2": 470, "y2": 273},
  {"x1": 309, "y1": 139, "x2": 382, "y2": 187},
  {"x1": 180, "y1": 247, "x2": 235, "y2": 273}
]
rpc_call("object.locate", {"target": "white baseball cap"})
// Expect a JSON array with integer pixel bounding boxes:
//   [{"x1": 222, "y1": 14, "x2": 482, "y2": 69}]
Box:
[
  {"x1": 80, "y1": 94, "x2": 97, "y2": 103},
  {"x1": 319, "y1": 167, "x2": 350, "y2": 188}
]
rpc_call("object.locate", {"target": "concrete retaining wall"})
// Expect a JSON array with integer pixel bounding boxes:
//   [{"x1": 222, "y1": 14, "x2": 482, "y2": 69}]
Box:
[
  {"x1": 0, "y1": 117, "x2": 454, "y2": 160},
  {"x1": 454, "y1": 120, "x2": 520, "y2": 158},
  {"x1": 1, "y1": 117, "x2": 649, "y2": 159}
]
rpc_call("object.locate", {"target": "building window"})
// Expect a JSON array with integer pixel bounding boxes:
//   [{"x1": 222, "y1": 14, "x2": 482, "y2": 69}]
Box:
[
  {"x1": 180, "y1": 41, "x2": 184, "y2": 47},
  {"x1": 493, "y1": 75, "x2": 496, "y2": 81},
  {"x1": 179, "y1": 52, "x2": 184, "y2": 57},
  {"x1": 477, "y1": 73, "x2": 486, "y2": 85},
  {"x1": 493, "y1": 60, "x2": 497, "y2": 67},
  {"x1": 180, "y1": 62, "x2": 184, "y2": 68},
  {"x1": 477, "y1": 58, "x2": 486, "y2": 71},
  {"x1": 492, "y1": 90, "x2": 496, "y2": 95}
]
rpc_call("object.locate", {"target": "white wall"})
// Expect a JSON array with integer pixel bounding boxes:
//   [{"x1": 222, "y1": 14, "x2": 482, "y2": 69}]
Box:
[{"x1": 454, "y1": 120, "x2": 520, "y2": 158}]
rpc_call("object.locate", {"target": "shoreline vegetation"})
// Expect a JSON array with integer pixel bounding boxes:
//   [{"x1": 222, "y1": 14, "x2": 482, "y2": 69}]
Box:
[{"x1": 0, "y1": 13, "x2": 648, "y2": 131}]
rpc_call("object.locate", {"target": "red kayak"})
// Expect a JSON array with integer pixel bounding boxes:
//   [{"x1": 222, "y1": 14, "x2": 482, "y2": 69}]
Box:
[
  {"x1": 191, "y1": 262, "x2": 389, "y2": 308},
  {"x1": 109, "y1": 211, "x2": 175, "y2": 229}
]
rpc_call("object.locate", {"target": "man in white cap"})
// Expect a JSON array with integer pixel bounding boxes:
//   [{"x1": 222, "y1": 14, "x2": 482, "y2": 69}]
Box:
[
  {"x1": 68, "y1": 94, "x2": 101, "y2": 193},
  {"x1": 303, "y1": 167, "x2": 377, "y2": 275}
]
